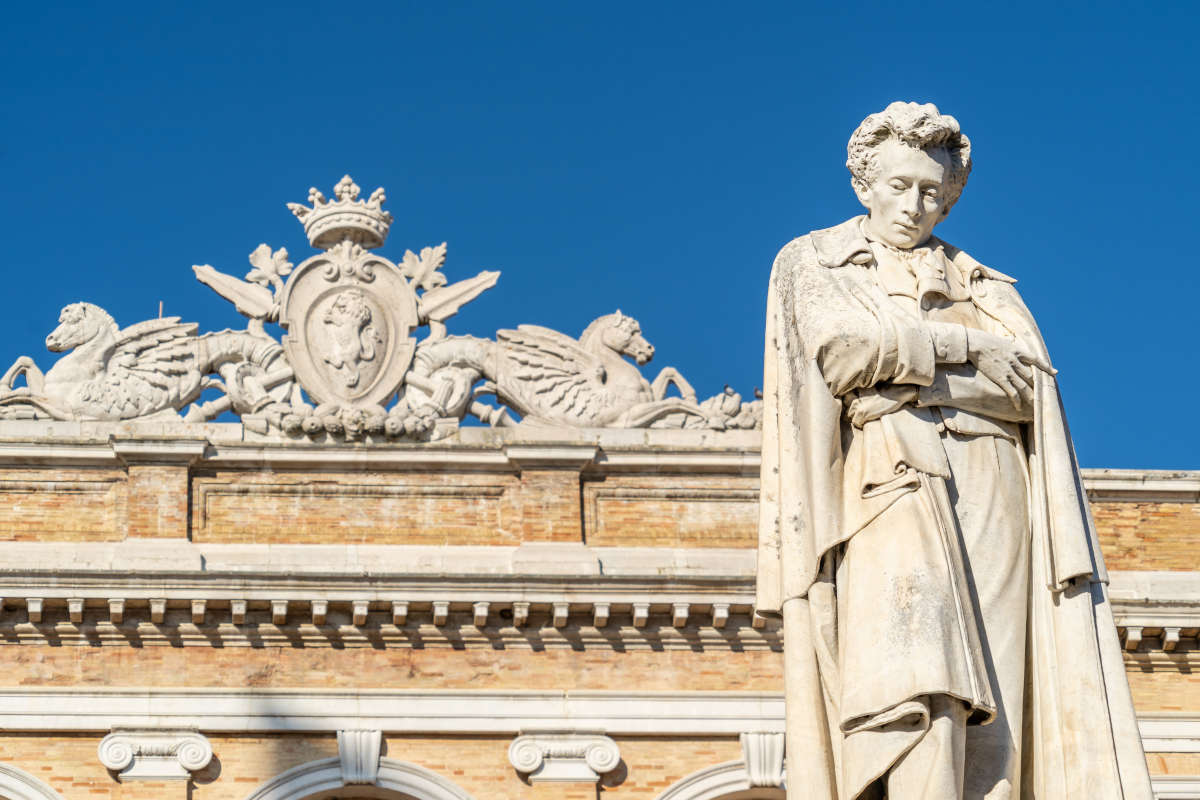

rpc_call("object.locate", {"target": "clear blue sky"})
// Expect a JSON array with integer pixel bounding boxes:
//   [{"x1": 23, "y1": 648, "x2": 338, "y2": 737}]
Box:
[{"x1": 2, "y1": 3, "x2": 1196, "y2": 468}]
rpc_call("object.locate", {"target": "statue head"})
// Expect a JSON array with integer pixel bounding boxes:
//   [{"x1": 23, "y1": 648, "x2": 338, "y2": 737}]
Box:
[{"x1": 847, "y1": 101, "x2": 971, "y2": 249}]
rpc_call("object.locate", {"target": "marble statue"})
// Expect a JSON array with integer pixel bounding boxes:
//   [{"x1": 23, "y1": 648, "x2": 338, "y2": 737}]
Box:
[
  {"x1": 755, "y1": 102, "x2": 1152, "y2": 799},
  {"x1": 0, "y1": 175, "x2": 759, "y2": 436}
]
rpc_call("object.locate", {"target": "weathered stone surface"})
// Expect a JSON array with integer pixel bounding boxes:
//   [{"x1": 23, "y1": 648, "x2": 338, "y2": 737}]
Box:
[
  {"x1": 758, "y1": 101, "x2": 1154, "y2": 798},
  {"x1": 0, "y1": 176, "x2": 756, "y2": 438}
]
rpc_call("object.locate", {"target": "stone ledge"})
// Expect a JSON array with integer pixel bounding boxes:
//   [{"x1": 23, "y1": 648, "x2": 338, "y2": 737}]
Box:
[
  {"x1": 0, "y1": 688, "x2": 1191, "y2": 754},
  {"x1": 0, "y1": 541, "x2": 757, "y2": 578},
  {"x1": 1082, "y1": 468, "x2": 1200, "y2": 502}
]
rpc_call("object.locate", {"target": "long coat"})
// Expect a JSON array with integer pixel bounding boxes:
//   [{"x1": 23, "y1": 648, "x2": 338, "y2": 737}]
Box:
[{"x1": 755, "y1": 217, "x2": 1153, "y2": 799}]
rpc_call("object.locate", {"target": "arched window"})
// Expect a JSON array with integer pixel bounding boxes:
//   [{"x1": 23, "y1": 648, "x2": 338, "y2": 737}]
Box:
[
  {"x1": 655, "y1": 759, "x2": 786, "y2": 800},
  {"x1": 0, "y1": 763, "x2": 66, "y2": 800},
  {"x1": 242, "y1": 757, "x2": 474, "y2": 800}
]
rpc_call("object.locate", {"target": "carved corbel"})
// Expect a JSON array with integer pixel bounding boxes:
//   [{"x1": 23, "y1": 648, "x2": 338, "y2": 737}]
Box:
[
  {"x1": 508, "y1": 731, "x2": 620, "y2": 783},
  {"x1": 740, "y1": 731, "x2": 785, "y2": 788},
  {"x1": 98, "y1": 728, "x2": 212, "y2": 780},
  {"x1": 337, "y1": 729, "x2": 382, "y2": 785}
]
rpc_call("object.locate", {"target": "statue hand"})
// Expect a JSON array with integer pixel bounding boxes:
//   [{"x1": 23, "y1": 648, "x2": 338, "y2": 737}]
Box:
[
  {"x1": 966, "y1": 331, "x2": 1053, "y2": 409},
  {"x1": 845, "y1": 384, "x2": 919, "y2": 428}
]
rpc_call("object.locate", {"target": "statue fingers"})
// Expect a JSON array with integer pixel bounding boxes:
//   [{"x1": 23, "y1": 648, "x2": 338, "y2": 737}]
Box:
[
  {"x1": 1016, "y1": 351, "x2": 1057, "y2": 376},
  {"x1": 1006, "y1": 376, "x2": 1027, "y2": 409},
  {"x1": 1010, "y1": 358, "x2": 1034, "y2": 387},
  {"x1": 993, "y1": 369, "x2": 1022, "y2": 408},
  {"x1": 1019, "y1": 381, "x2": 1034, "y2": 408}
]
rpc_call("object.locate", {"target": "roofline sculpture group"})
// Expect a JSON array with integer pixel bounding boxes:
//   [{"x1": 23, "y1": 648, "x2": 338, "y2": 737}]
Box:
[{"x1": 0, "y1": 175, "x2": 760, "y2": 439}]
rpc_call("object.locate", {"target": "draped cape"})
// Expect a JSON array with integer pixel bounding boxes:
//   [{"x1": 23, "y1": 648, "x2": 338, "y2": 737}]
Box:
[{"x1": 756, "y1": 218, "x2": 1153, "y2": 799}]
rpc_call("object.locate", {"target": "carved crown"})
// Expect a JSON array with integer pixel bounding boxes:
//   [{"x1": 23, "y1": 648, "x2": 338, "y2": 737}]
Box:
[{"x1": 287, "y1": 175, "x2": 394, "y2": 250}]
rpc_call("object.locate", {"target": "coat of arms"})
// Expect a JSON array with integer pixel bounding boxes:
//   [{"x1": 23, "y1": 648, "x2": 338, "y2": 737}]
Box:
[{"x1": 0, "y1": 176, "x2": 760, "y2": 440}]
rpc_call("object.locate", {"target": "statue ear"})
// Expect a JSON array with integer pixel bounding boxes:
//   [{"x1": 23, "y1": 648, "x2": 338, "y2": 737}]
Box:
[{"x1": 851, "y1": 178, "x2": 871, "y2": 211}]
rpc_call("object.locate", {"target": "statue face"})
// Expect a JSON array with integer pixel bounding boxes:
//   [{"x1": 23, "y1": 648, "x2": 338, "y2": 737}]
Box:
[{"x1": 856, "y1": 137, "x2": 952, "y2": 249}]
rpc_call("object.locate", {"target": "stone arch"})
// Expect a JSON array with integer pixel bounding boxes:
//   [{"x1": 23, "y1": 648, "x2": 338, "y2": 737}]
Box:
[
  {"x1": 654, "y1": 759, "x2": 786, "y2": 800},
  {"x1": 242, "y1": 757, "x2": 474, "y2": 800},
  {"x1": 0, "y1": 763, "x2": 66, "y2": 800}
]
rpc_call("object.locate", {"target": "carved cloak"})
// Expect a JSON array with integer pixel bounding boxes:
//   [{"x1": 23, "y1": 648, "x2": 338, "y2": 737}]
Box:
[{"x1": 756, "y1": 217, "x2": 1153, "y2": 799}]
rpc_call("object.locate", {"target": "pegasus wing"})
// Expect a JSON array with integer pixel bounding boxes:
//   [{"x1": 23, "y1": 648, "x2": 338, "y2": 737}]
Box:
[
  {"x1": 114, "y1": 317, "x2": 199, "y2": 355},
  {"x1": 107, "y1": 318, "x2": 202, "y2": 414},
  {"x1": 495, "y1": 325, "x2": 606, "y2": 422}
]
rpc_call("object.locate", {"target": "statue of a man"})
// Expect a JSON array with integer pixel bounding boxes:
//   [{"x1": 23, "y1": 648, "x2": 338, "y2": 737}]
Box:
[{"x1": 756, "y1": 102, "x2": 1153, "y2": 799}]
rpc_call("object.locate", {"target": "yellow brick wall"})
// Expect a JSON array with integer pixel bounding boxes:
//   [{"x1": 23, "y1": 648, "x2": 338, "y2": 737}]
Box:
[
  {"x1": 1127, "y1": 663, "x2": 1200, "y2": 711},
  {"x1": 0, "y1": 455, "x2": 1194, "y2": 796},
  {"x1": 192, "y1": 470, "x2": 520, "y2": 545},
  {"x1": 0, "y1": 733, "x2": 743, "y2": 800},
  {"x1": 2, "y1": 460, "x2": 1196, "y2": 558},
  {"x1": 0, "y1": 467, "x2": 125, "y2": 542},
  {"x1": 1147, "y1": 753, "x2": 1200, "y2": 779},
  {"x1": 126, "y1": 464, "x2": 190, "y2": 538},
  {"x1": 1093, "y1": 501, "x2": 1200, "y2": 571},
  {"x1": 583, "y1": 474, "x2": 758, "y2": 547},
  {"x1": 2, "y1": 643, "x2": 783, "y2": 691}
]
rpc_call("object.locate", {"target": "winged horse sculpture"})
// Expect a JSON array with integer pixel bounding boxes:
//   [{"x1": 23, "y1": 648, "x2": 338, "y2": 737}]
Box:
[
  {"x1": 0, "y1": 302, "x2": 289, "y2": 421},
  {"x1": 405, "y1": 310, "x2": 756, "y2": 429}
]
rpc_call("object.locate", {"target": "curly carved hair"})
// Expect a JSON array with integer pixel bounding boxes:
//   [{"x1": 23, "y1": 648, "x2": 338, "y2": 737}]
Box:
[{"x1": 847, "y1": 101, "x2": 972, "y2": 213}]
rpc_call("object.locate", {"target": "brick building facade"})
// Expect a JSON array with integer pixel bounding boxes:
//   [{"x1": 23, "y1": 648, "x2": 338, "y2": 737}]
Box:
[{"x1": 0, "y1": 423, "x2": 1193, "y2": 799}]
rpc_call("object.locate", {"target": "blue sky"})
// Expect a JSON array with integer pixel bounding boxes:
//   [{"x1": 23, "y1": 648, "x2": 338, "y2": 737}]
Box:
[{"x1": 2, "y1": 3, "x2": 1196, "y2": 468}]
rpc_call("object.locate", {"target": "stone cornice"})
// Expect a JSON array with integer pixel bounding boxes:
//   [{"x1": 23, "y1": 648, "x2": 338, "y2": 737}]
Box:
[
  {"x1": 1081, "y1": 467, "x2": 1200, "y2": 502},
  {"x1": 1, "y1": 425, "x2": 1196, "y2": 494},
  {"x1": 0, "y1": 568, "x2": 1192, "y2": 654},
  {"x1": 0, "y1": 688, "x2": 1191, "y2": 754},
  {"x1": 0, "y1": 688, "x2": 786, "y2": 734},
  {"x1": 109, "y1": 436, "x2": 209, "y2": 465}
]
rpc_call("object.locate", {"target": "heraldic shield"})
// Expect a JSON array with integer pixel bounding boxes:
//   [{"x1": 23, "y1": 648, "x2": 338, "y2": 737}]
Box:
[{"x1": 278, "y1": 244, "x2": 419, "y2": 409}]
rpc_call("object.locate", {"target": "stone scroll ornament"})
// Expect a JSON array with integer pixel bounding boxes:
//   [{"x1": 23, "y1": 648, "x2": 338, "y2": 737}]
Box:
[{"x1": 0, "y1": 176, "x2": 760, "y2": 440}]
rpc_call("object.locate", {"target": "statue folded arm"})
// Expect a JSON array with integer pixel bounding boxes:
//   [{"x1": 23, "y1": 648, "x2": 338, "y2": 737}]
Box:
[
  {"x1": 792, "y1": 256, "x2": 965, "y2": 398},
  {"x1": 916, "y1": 363, "x2": 1034, "y2": 422}
]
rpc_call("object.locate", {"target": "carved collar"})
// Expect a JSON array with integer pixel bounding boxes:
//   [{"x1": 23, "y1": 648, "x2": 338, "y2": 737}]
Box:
[{"x1": 809, "y1": 215, "x2": 1018, "y2": 285}]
